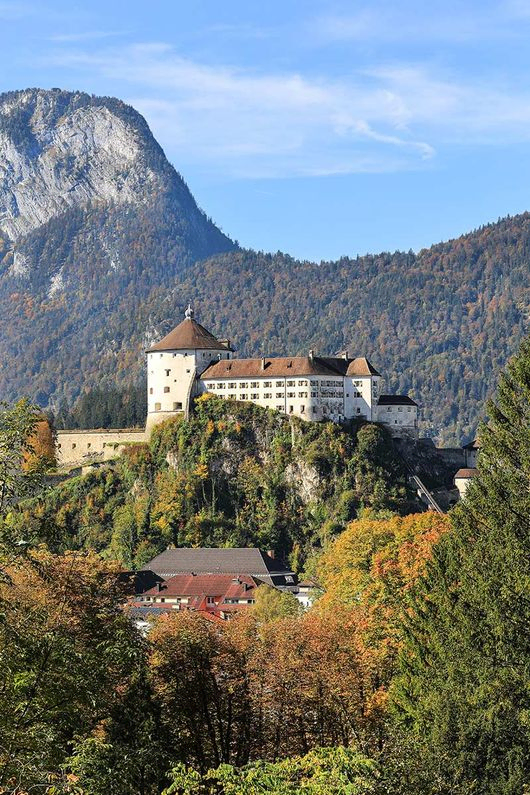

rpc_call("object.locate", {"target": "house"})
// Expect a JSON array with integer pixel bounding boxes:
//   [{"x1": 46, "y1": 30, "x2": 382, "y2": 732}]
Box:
[
  {"x1": 141, "y1": 547, "x2": 298, "y2": 590},
  {"x1": 454, "y1": 468, "x2": 479, "y2": 499},
  {"x1": 135, "y1": 572, "x2": 261, "y2": 619}
]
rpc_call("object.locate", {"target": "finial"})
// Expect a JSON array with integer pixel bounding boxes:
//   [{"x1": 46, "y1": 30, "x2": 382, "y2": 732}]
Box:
[{"x1": 185, "y1": 303, "x2": 194, "y2": 320}]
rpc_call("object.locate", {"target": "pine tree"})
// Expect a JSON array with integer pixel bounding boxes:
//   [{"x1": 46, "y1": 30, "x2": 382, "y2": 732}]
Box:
[{"x1": 392, "y1": 337, "x2": 530, "y2": 794}]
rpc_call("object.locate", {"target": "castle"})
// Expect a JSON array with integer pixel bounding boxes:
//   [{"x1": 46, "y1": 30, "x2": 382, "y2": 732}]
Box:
[
  {"x1": 56, "y1": 306, "x2": 418, "y2": 467},
  {"x1": 145, "y1": 305, "x2": 418, "y2": 434}
]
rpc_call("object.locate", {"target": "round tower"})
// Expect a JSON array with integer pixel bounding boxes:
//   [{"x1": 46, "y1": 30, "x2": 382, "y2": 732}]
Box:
[{"x1": 145, "y1": 306, "x2": 232, "y2": 435}]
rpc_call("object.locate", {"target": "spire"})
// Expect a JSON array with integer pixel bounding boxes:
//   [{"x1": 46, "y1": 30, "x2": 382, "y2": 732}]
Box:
[{"x1": 184, "y1": 303, "x2": 194, "y2": 320}]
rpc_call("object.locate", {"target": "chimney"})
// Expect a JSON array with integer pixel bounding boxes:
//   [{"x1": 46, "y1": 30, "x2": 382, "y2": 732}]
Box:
[
  {"x1": 309, "y1": 349, "x2": 314, "y2": 361},
  {"x1": 267, "y1": 549, "x2": 275, "y2": 560}
]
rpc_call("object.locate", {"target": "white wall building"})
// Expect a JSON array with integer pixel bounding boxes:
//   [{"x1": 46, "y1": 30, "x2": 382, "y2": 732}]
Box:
[{"x1": 145, "y1": 308, "x2": 419, "y2": 435}]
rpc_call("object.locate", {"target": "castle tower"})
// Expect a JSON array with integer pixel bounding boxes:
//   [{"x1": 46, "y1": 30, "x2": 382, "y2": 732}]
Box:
[{"x1": 145, "y1": 306, "x2": 232, "y2": 434}]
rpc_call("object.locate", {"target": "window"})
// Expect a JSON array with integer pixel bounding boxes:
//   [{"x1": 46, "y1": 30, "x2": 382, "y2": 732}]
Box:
[
  {"x1": 240, "y1": 394, "x2": 248, "y2": 400},
  {"x1": 155, "y1": 402, "x2": 161, "y2": 411},
  {"x1": 228, "y1": 394, "x2": 236, "y2": 399},
  {"x1": 240, "y1": 382, "x2": 248, "y2": 388},
  {"x1": 164, "y1": 386, "x2": 170, "y2": 393},
  {"x1": 264, "y1": 393, "x2": 272, "y2": 399},
  {"x1": 251, "y1": 381, "x2": 259, "y2": 388},
  {"x1": 251, "y1": 393, "x2": 259, "y2": 399},
  {"x1": 264, "y1": 381, "x2": 272, "y2": 387},
  {"x1": 276, "y1": 381, "x2": 283, "y2": 387},
  {"x1": 173, "y1": 402, "x2": 182, "y2": 410},
  {"x1": 228, "y1": 382, "x2": 236, "y2": 388},
  {"x1": 207, "y1": 383, "x2": 215, "y2": 389},
  {"x1": 311, "y1": 391, "x2": 317, "y2": 397},
  {"x1": 165, "y1": 369, "x2": 170, "y2": 376},
  {"x1": 287, "y1": 380, "x2": 295, "y2": 386},
  {"x1": 207, "y1": 596, "x2": 215, "y2": 604},
  {"x1": 276, "y1": 405, "x2": 283, "y2": 411},
  {"x1": 300, "y1": 405, "x2": 305, "y2": 413},
  {"x1": 298, "y1": 391, "x2": 307, "y2": 398},
  {"x1": 149, "y1": 387, "x2": 153, "y2": 394},
  {"x1": 72, "y1": 443, "x2": 76, "y2": 449},
  {"x1": 289, "y1": 405, "x2": 294, "y2": 413},
  {"x1": 276, "y1": 392, "x2": 283, "y2": 398},
  {"x1": 356, "y1": 408, "x2": 361, "y2": 414},
  {"x1": 287, "y1": 392, "x2": 295, "y2": 398},
  {"x1": 87, "y1": 443, "x2": 91, "y2": 449},
  {"x1": 298, "y1": 380, "x2": 306, "y2": 386},
  {"x1": 186, "y1": 369, "x2": 191, "y2": 373},
  {"x1": 217, "y1": 383, "x2": 225, "y2": 389}
]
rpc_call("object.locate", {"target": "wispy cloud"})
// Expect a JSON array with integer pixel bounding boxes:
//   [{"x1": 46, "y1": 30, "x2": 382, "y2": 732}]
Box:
[
  {"x1": 42, "y1": 41, "x2": 530, "y2": 179},
  {"x1": 49, "y1": 30, "x2": 126, "y2": 43}
]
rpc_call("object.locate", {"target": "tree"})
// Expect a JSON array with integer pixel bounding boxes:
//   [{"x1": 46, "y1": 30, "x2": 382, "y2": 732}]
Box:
[
  {"x1": 393, "y1": 337, "x2": 530, "y2": 794},
  {"x1": 251, "y1": 584, "x2": 302, "y2": 623},
  {"x1": 164, "y1": 747, "x2": 377, "y2": 795},
  {"x1": 0, "y1": 550, "x2": 144, "y2": 792},
  {"x1": 0, "y1": 398, "x2": 42, "y2": 513}
]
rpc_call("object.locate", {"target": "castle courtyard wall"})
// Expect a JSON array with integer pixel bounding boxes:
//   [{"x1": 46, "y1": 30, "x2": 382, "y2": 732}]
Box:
[{"x1": 56, "y1": 429, "x2": 147, "y2": 467}]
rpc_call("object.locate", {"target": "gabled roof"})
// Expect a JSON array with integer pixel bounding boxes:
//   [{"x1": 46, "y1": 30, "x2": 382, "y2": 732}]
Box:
[
  {"x1": 141, "y1": 547, "x2": 297, "y2": 587},
  {"x1": 139, "y1": 573, "x2": 260, "y2": 599},
  {"x1": 346, "y1": 357, "x2": 381, "y2": 377},
  {"x1": 377, "y1": 394, "x2": 418, "y2": 406},
  {"x1": 454, "y1": 468, "x2": 479, "y2": 479},
  {"x1": 202, "y1": 356, "x2": 345, "y2": 379},
  {"x1": 147, "y1": 317, "x2": 231, "y2": 353}
]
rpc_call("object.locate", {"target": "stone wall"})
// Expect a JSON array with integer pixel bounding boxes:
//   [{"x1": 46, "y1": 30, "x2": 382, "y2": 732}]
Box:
[{"x1": 56, "y1": 428, "x2": 147, "y2": 467}]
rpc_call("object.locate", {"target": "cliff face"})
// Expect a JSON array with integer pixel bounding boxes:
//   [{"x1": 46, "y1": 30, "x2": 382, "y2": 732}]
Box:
[{"x1": 0, "y1": 88, "x2": 235, "y2": 406}]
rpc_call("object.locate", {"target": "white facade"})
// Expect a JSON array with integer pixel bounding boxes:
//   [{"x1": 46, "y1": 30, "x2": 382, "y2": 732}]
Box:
[
  {"x1": 145, "y1": 309, "x2": 418, "y2": 434},
  {"x1": 145, "y1": 306, "x2": 232, "y2": 434},
  {"x1": 375, "y1": 401, "x2": 418, "y2": 433}
]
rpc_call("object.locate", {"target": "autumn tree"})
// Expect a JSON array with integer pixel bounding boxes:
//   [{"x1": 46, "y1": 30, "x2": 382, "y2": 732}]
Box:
[{"x1": 0, "y1": 550, "x2": 145, "y2": 792}]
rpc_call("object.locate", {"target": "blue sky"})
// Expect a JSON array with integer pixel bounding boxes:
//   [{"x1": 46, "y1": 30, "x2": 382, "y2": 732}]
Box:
[{"x1": 2, "y1": 0, "x2": 530, "y2": 260}]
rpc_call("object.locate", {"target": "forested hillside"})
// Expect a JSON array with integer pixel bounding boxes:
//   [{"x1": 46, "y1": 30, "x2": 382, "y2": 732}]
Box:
[{"x1": 14, "y1": 395, "x2": 415, "y2": 569}]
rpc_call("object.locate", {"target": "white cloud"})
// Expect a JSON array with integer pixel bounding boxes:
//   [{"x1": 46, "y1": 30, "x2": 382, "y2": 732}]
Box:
[
  {"x1": 49, "y1": 30, "x2": 126, "y2": 43},
  {"x1": 42, "y1": 42, "x2": 530, "y2": 179}
]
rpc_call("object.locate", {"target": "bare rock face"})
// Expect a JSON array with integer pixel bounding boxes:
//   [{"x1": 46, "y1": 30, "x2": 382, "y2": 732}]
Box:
[
  {"x1": 0, "y1": 88, "x2": 235, "y2": 407},
  {"x1": 0, "y1": 90, "x2": 162, "y2": 240}
]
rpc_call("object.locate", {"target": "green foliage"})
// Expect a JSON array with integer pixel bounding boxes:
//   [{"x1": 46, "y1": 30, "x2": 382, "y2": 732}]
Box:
[
  {"x1": 391, "y1": 336, "x2": 530, "y2": 793},
  {"x1": 251, "y1": 584, "x2": 302, "y2": 623},
  {"x1": 16, "y1": 397, "x2": 413, "y2": 567},
  {"x1": 164, "y1": 747, "x2": 377, "y2": 795},
  {"x1": 0, "y1": 397, "x2": 42, "y2": 515},
  {"x1": 55, "y1": 383, "x2": 147, "y2": 430}
]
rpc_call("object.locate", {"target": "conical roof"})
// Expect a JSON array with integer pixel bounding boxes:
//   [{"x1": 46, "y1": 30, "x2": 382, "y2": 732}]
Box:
[{"x1": 147, "y1": 307, "x2": 230, "y2": 352}]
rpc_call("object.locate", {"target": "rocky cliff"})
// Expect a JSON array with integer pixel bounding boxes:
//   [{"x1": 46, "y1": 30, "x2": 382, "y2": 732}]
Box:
[{"x1": 0, "y1": 89, "x2": 235, "y2": 406}]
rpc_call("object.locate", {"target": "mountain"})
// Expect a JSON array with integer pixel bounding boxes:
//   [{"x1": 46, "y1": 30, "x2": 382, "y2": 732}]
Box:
[
  {"x1": 0, "y1": 88, "x2": 529, "y2": 443},
  {"x1": 0, "y1": 87, "x2": 235, "y2": 403}
]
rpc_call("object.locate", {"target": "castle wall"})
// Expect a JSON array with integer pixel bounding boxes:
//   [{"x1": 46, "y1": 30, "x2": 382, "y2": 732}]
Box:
[{"x1": 56, "y1": 429, "x2": 147, "y2": 467}]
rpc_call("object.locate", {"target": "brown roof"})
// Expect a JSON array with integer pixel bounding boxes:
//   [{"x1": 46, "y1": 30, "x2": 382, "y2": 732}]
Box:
[
  {"x1": 346, "y1": 357, "x2": 381, "y2": 376},
  {"x1": 454, "y1": 468, "x2": 479, "y2": 479},
  {"x1": 140, "y1": 573, "x2": 260, "y2": 599},
  {"x1": 147, "y1": 317, "x2": 231, "y2": 352},
  {"x1": 202, "y1": 356, "x2": 345, "y2": 379}
]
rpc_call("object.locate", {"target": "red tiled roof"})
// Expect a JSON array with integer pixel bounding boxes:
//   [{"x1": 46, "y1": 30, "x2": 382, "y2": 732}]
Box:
[
  {"x1": 202, "y1": 356, "x2": 344, "y2": 379},
  {"x1": 454, "y1": 468, "x2": 479, "y2": 479},
  {"x1": 140, "y1": 572, "x2": 260, "y2": 599},
  {"x1": 346, "y1": 357, "x2": 381, "y2": 377},
  {"x1": 147, "y1": 318, "x2": 231, "y2": 352}
]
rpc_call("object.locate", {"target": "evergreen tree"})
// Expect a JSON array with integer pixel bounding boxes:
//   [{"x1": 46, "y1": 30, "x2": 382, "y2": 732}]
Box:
[{"x1": 392, "y1": 336, "x2": 530, "y2": 794}]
